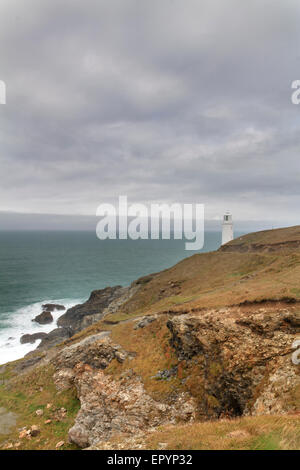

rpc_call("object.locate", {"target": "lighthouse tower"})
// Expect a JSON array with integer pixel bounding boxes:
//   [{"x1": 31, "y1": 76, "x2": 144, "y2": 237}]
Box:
[{"x1": 222, "y1": 211, "x2": 233, "y2": 245}]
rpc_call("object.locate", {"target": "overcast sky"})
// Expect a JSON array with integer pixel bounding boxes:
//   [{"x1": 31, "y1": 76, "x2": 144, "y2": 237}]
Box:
[{"x1": 1, "y1": 0, "x2": 300, "y2": 226}]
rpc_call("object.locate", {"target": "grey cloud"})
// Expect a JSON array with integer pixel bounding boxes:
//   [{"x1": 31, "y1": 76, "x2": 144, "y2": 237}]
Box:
[{"x1": 0, "y1": 0, "x2": 300, "y2": 223}]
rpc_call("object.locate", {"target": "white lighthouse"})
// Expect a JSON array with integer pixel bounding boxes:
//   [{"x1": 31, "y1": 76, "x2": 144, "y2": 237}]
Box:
[{"x1": 222, "y1": 211, "x2": 233, "y2": 245}]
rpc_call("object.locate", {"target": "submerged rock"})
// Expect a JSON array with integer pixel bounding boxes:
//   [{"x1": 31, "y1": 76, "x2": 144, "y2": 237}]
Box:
[{"x1": 42, "y1": 303, "x2": 65, "y2": 312}]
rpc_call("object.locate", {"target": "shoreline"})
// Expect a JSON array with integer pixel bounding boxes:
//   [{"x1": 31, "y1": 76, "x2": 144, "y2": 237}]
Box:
[{"x1": 0, "y1": 298, "x2": 82, "y2": 365}]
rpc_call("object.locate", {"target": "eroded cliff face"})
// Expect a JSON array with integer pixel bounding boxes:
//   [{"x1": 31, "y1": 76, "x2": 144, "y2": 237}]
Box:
[{"x1": 167, "y1": 306, "x2": 300, "y2": 418}]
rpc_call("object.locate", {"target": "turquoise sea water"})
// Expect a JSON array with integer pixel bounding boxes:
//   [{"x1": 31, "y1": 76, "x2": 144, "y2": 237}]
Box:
[{"x1": 0, "y1": 230, "x2": 243, "y2": 363}]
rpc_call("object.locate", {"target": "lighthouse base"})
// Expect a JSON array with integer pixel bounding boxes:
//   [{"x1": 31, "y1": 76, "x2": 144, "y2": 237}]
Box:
[{"x1": 222, "y1": 225, "x2": 233, "y2": 245}]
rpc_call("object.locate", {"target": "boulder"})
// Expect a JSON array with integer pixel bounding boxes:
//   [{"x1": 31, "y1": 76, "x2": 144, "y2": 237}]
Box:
[
  {"x1": 134, "y1": 315, "x2": 156, "y2": 329},
  {"x1": 33, "y1": 311, "x2": 53, "y2": 325},
  {"x1": 20, "y1": 332, "x2": 47, "y2": 344}
]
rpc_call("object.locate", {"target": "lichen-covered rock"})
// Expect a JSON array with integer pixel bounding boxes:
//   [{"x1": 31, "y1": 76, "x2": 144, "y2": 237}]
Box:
[
  {"x1": 53, "y1": 333, "x2": 127, "y2": 371},
  {"x1": 51, "y1": 332, "x2": 195, "y2": 448},
  {"x1": 53, "y1": 368, "x2": 75, "y2": 392},
  {"x1": 52, "y1": 333, "x2": 131, "y2": 393},
  {"x1": 249, "y1": 356, "x2": 300, "y2": 415},
  {"x1": 68, "y1": 365, "x2": 195, "y2": 448}
]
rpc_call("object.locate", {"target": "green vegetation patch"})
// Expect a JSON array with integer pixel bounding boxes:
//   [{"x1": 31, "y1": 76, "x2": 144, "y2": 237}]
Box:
[{"x1": 0, "y1": 364, "x2": 80, "y2": 450}]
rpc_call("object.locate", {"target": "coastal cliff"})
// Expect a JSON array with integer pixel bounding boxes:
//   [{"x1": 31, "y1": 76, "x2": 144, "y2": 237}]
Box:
[{"x1": 0, "y1": 225, "x2": 299, "y2": 450}]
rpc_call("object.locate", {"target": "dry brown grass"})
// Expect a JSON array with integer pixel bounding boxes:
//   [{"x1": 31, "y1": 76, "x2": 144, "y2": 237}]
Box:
[
  {"x1": 120, "y1": 245, "x2": 300, "y2": 318},
  {"x1": 143, "y1": 414, "x2": 300, "y2": 450},
  {"x1": 106, "y1": 317, "x2": 181, "y2": 401},
  {"x1": 228, "y1": 225, "x2": 300, "y2": 247}
]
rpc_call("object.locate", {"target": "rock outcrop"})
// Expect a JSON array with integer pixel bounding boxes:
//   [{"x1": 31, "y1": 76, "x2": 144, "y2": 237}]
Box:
[
  {"x1": 68, "y1": 366, "x2": 195, "y2": 448},
  {"x1": 53, "y1": 333, "x2": 125, "y2": 373},
  {"x1": 37, "y1": 327, "x2": 73, "y2": 350},
  {"x1": 52, "y1": 334, "x2": 195, "y2": 448},
  {"x1": 57, "y1": 286, "x2": 129, "y2": 333},
  {"x1": 23, "y1": 284, "x2": 139, "y2": 355},
  {"x1": 52, "y1": 333, "x2": 130, "y2": 394}
]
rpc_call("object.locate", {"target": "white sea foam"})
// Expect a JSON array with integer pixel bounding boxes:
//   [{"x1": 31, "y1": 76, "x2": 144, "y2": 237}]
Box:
[{"x1": 0, "y1": 299, "x2": 82, "y2": 365}]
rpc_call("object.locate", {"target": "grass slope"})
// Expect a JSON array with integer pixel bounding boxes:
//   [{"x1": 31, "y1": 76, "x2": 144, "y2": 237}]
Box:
[{"x1": 0, "y1": 363, "x2": 80, "y2": 450}]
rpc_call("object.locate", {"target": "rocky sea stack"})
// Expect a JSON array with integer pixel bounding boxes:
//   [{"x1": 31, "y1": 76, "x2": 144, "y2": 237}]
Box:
[{"x1": 33, "y1": 311, "x2": 53, "y2": 325}]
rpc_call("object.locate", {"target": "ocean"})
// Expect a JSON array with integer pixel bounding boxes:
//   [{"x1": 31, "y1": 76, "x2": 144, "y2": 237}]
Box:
[{"x1": 0, "y1": 230, "x2": 243, "y2": 364}]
